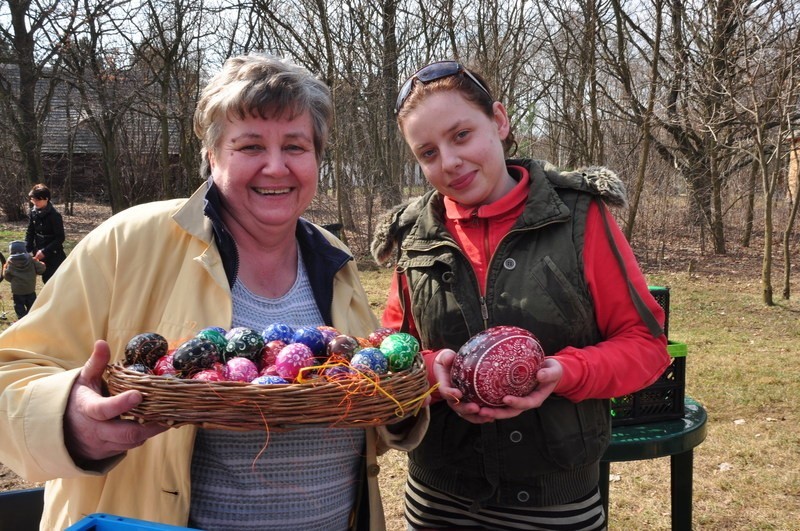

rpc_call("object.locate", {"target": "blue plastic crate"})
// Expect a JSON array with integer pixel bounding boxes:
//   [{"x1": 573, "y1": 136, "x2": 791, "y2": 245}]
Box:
[{"x1": 66, "y1": 513, "x2": 198, "y2": 530}]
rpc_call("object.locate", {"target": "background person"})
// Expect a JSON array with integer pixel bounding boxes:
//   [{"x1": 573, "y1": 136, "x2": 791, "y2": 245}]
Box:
[
  {"x1": 2, "y1": 240, "x2": 46, "y2": 319},
  {"x1": 25, "y1": 183, "x2": 67, "y2": 283},
  {"x1": 0, "y1": 53, "x2": 427, "y2": 531},
  {"x1": 372, "y1": 60, "x2": 670, "y2": 530}
]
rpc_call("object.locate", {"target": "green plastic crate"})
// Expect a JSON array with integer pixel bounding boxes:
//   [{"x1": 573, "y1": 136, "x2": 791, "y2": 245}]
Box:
[{"x1": 610, "y1": 340, "x2": 687, "y2": 426}]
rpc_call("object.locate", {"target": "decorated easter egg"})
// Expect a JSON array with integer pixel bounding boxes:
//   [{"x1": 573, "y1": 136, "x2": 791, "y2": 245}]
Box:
[
  {"x1": 153, "y1": 353, "x2": 177, "y2": 376},
  {"x1": 317, "y1": 327, "x2": 339, "y2": 346},
  {"x1": 124, "y1": 332, "x2": 169, "y2": 368},
  {"x1": 275, "y1": 343, "x2": 315, "y2": 381},
  {"x1": 323, "y1": 364, "x2": 357, "y2": 380},
  {"x1": 196, "y1": 328, "x2": 228, "y2": 353},
  {"x1": 224, "y1": 327, "x2": 265, "y2": 362},
  {"x1": 262, "y1": 323, "x2": 295, "y2": 344},
  {"x1": 451, "y1": 326, "x2": 545, "y2": 407},
  {"x1": 379, "y1": 332, "x2": 420, "y2": 372},
  {"x1": 291, "y1": 327, "x2": 327, "y2": 357},
  {"x1": 192, "y1": 366, "x2": 225, "y2": 381},
  {"x1": 127, "y1": 363, "x2": 149, "y2": 374},
  {"x1": 252, "y1": 375, "x2": 289, "y2": 385},
  {"x1": 369, "y1": 327, "x2": 398, "y2": 348},
  {"x1": 259, "y1": 340, "x2": 286, "y2": 369},
  {"x1": 172, "y1": 337, "x2": 221, "y2": 377},
  {"x1": 350, "y1": 347, "x2": 389, "y2": 376},
  {"x1": 224, "y1": 357, "x2": 260, "y2": 382},
  {"x1": 259, "y1": 364, "x2": 280, "y2": 377},
  {"x1": 327, "y1": 334, "x2": 361, "y2": 361}
]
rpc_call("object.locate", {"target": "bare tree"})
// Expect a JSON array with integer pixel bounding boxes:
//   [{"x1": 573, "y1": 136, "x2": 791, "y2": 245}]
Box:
[{"x1": 0, "y1": 0, "x2": 78, "y2": 192}]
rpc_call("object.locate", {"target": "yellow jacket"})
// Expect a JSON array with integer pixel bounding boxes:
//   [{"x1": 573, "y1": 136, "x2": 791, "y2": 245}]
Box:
[{"x1": 0, "y1": 184, "x2": 428, "y2": 530}]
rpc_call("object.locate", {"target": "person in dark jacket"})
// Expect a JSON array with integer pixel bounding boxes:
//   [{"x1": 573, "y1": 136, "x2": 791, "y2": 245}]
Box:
[
  {"x1": 2, "y1": 240, "x2": 46, "y2": 318},
  {"x1": 25, "y1": 183, "x2": 67, "y2": 283},
  {"x1": 372, "y1": 60, "x2": 671, "y2": 530}
]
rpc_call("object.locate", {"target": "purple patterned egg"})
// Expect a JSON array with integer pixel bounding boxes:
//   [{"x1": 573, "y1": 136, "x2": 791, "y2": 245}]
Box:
[
  {"x1": 451, "y1": 326, "x2": 545, "y2": 407},
  {"x1": 224, "y1": 357, "x2": 259, "y2": 382},
  {"x1": 327, "y1": 335, "x2": 361, "y2": 361},
  {"x1": 323, "y1": 364, "x2": 357, "y2": 380},
  {"x1": 251, "y1": 375, "x2": 289, "y2": 385},
  {"x1": 350, "y1": 347, "x2": 389, "y2": 376},
  {"x1": 318, "y1": 327, "x2": 339, "y2": 346},
  {"x1": 291, "y1": 327, "x2": 327, "y2": 357},
  {"x1": 379, "y1": 332, "x2": 420, "y2": 372},
  {"x1": 261, "y1": 323, "x2": 295, "y2": 344},
  {"x1": 124, "y1": 332, "x2": 169, "y2": 368},
  {"x1": 275, "y1": 343, "x2": 315, "y2": 381},
  {"x1": 172, "y1": 338, "x2": 221, "y2": 377}
]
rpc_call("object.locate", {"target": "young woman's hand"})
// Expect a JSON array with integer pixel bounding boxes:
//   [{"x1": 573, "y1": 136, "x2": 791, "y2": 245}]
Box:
[
  {"x1": 63, "y1": 340, "x2": 168, "y2": 467},
  {"x1": 433, "y1": 349, "x2": 563, "y2": 422}
]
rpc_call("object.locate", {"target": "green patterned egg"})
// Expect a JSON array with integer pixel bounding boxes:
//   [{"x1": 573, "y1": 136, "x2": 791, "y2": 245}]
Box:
[{"x1": 379, "y1": 332, "x2": 419, "y2": 372}]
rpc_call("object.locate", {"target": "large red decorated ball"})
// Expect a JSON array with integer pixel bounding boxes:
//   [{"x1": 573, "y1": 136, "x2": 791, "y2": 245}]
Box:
[{"x1": 451, "y1": 326, "x2": 545, "y2": 407}]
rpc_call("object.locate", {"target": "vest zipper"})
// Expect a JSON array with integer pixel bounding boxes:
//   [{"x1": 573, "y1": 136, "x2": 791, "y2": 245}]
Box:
[{"x1": 479, "y1": 295, "x2": 489, "y2": 328}]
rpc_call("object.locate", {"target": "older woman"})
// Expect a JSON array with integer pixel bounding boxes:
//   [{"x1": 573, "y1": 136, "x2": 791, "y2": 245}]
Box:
[{"x1": 0, "y1": 54, "x2": 427, "y2": 530}]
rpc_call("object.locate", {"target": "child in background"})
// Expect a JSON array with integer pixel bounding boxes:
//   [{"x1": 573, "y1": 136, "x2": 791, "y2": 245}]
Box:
[{"x1": 2, "y1": 241, "x2": 45, "y2": 319}]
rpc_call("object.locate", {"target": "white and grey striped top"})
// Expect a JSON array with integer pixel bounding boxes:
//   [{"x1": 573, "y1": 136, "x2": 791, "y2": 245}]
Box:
[{"x1": 189, "y1": 252, "x2": 365, "y2": 530}]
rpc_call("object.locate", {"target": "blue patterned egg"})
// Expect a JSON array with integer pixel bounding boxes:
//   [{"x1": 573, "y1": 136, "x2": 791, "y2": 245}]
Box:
[
  {"x1": 251, "y1": 375, "x2": 289, "y2": 385},
  {"x1": 224, "y1": 327, "x2": 265, "y2": 362},
  {"x1": 350, "y1": 347, "x2": 389, "y2": 376},
  {"x1": 292, "y1": 327, "x2": 327, "y2": 358},
  {"x1": 379, "y1": 332, "x2": 420, "y2": 372},
  {"x1": 262, "y1": 323, "x2": 295, "y2": 344}
]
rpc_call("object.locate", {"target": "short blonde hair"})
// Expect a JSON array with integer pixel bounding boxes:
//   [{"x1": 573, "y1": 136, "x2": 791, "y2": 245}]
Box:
[{"x1": 194, "y1": 54, "x2": 332, "y2": 176}]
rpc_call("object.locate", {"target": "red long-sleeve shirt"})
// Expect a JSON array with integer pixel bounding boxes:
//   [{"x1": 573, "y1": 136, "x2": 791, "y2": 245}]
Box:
[{"x1": 382, "y1": 167, "x2": 669, "y2": 403}]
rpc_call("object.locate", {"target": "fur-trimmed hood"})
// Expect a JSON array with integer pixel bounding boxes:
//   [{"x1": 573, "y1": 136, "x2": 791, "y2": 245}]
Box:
[{"x1": 371, "y1": 159, "x2": 626, "y2": 266}]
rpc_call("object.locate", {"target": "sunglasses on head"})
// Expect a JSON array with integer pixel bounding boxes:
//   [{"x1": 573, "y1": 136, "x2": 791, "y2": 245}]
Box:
[{"x1": 394, "y1": 61, "x2": 491, "y2": 114}]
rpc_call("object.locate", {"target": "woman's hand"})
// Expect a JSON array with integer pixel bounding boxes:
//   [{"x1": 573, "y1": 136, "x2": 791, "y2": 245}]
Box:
[
  {"x1": 432, "y1": 349, "x2": 563, "y2": 423},
  {"x1": 64, "y1": 340, "x2": 168, "y2": 466}
]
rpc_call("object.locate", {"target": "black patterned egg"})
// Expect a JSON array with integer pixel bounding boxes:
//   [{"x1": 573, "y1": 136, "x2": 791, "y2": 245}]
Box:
[
  {"x1": 223, "y1": 327, "x2": 265, "y2": 362},
  {"x1": 124, "y1": 332, "x2": 169, "y2": 369},
  {"x1": 172, "y1": 337, "x2": 221, "y2": 377}
]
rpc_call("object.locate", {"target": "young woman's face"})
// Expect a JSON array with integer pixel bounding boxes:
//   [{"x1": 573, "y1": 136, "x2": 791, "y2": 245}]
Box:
[
  {"x1": 401, "y1": 90, "x2": 512, "y2": 207},
  {"x1": 209, "y1": 111, "x2": 319, "y2": 236}
]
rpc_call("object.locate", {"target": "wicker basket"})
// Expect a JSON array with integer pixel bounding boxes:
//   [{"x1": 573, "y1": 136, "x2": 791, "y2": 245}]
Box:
[{"x1": 105, "y1": 355, "x2": 429, "y2": 431}]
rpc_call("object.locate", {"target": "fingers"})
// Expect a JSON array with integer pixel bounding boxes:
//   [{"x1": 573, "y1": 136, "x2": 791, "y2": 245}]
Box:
[{"x1": 64, "y1": 341, "x2": 168, "y2": 464}]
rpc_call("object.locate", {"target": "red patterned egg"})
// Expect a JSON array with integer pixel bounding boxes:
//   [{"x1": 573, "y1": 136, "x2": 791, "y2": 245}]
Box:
[
  {"x1": 368, "y1": 327, "x2": 397, "y2": 348},
  {"x1": 259, "y1": 340, "x2": 286, "y2": 369},
  {"x1": 224, "y1": 357, "x2": 259, "y2": 382},
  {"x1": 153, "y1": 353, "x2": 177, "y2": 376},
  {"x1": 451, "y1": 326, "x2": 545, "y2": 407},
  {"x1": 275, "y1": 343, "x2": 315, "y2": 381}
]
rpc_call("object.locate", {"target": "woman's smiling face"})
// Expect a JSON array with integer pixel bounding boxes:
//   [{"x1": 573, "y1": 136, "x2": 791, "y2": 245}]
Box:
[
  {"x1": 209, "y1": 111, "x2": 319, "y2": 236},
  {"x1": 401, "y1": 90, "x2": 512, "y2": 207}
]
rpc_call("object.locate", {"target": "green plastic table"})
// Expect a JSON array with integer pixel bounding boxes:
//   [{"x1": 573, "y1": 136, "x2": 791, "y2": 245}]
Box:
[{"x1": 600, "y1": 397, "x2": 707, "y2": 530}]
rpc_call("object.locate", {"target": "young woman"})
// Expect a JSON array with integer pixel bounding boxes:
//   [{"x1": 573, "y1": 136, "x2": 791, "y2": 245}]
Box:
[{"x1": 372, "y1": 60, "x2": 671, "y2": 530}]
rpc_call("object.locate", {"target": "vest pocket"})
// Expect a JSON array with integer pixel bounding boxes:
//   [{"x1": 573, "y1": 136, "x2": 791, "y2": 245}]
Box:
[{"x1": 530, "y1": 256, "x2": 592, "y2": 326}]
